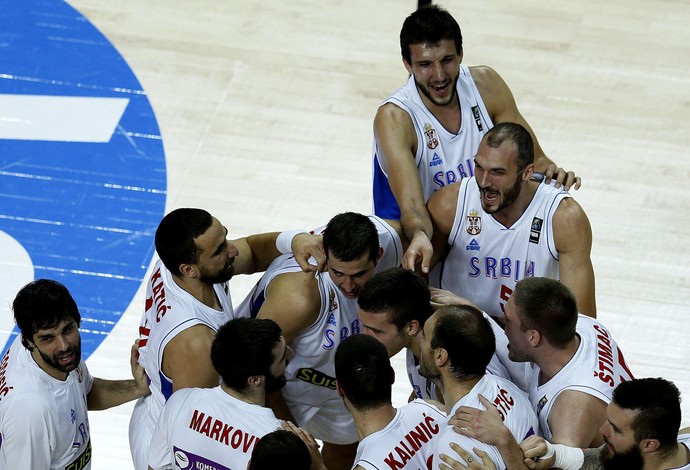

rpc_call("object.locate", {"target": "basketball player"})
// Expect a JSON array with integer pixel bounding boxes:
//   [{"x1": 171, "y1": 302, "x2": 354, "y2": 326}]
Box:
[
  {"x1": 426, "y1": 122, "x2": 596, "y2": 319},
  {"x1": 418, "y1": 305, "x2": 538, "y2": 468},
  {"x1": 129, "y1": 208, "x2": 323, "y2": 469},
  {"x1": 334, "y1": 334, "x2": 446, "y2": 470},
  {"x1": 235, "y1": 212, "x2": 404, "y2": 470},
  {"x1": 147, "y1": 318, "x2": 292, "y2": 470},
  {"x1": 520, "y1": 378, "x2": 690, "y2": 470},
  {"x1": 356, "y1": 267, "x2": 510, "y2": 402},
  {"x1": 372, "y1": 5, "x2": 579, "y2": 272},
  {"x1": 502, "y1": 277, "x2": 634, "y2": 448},
  {"x1": 0, "y1": 279, "x2": 149, "y2": 469}
]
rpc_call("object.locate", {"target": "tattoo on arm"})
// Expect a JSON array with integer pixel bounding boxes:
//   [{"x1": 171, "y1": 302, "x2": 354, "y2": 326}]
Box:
[{"x1": 580, "y1": 448, "x2": 603, "y2": 470}]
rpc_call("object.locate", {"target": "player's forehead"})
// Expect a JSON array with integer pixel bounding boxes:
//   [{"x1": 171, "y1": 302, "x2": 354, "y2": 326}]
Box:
[
  {"x1": 328, "y1": 252, "x2": 375, "y2": 274},
  {"x1": 359, "y1": 308, "x2": 395, "y2": 328},
  {"x1": 475, "y1": 140, "x2": 518, "y2": 169},
  {"x1": 195, "y1": 218, "x2": 227, "y2": 251},
  {"x1": 33, "y1": 317, "x2": 77, "y2": 337},
  {"x1": 606, "y1": 401, "x2": 637, "y2": 432},
  {"x1": 408, "y1": 38, "x2": 458, "y2": 62}
]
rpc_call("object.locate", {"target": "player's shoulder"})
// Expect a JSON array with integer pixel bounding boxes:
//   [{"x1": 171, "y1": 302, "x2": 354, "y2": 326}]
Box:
[{"x1": 467, "y1": 65, "x2": 502, "y2": 87}]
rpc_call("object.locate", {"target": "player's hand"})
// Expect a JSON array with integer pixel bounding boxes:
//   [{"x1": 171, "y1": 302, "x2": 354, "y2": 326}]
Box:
[
  {"x1": 439, "y1": 443, "x2": 496, "y2": 470},
  {"x1": 130, "y1": 339, "x2": 151, "y2": 397},
  {"x1": 542, "y1": 164, "x2": 581, "y2": 191},
  {"x1": 450, "y1": 394, "x2": 508, "y2": 446},
  {"x1": 520, "y1": 435, "x2": 555, "y2": 470},
  {"x1": 403, "y1": 232, "x2": 433, "y2": 273},
  {"x1": 429, "y1": 287, "x2": 479, "y2": 310},
  {"x1": 292, "y1": 233, "x2": 326, "y2": 273},
  {"x1": 280, "y1": 420, "x2": 326, "y2": 470}
]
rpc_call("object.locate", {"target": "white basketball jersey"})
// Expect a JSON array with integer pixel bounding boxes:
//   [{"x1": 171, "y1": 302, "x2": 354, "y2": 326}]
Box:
[
  {"x1": 133, "y1": 259, "x2": 234, "y2": 460},
  {"x1": 373, "y1": 65, "x2": 493, "y2": 218},
  {"x1": 0, "y1": 335, "x2": 94, "y2": 470},
  {"x1": 235, "y1": 216, "x2": 402, "y2": 424},
  {"x1": 354, "y1": 399, "x2": 446, "y2": 470},
  {"x1": 432, "y1": 374, "x2": 538, "y2": 469},
  {"x1": 148, "y1": 387, "x2": 281, "y2": 470},
  {"x1": 430, "y1": 178, "x2": 570, "y2": 319},
  {"x1": 529, "y1": 315, "x2": 635, "y2": 440}
]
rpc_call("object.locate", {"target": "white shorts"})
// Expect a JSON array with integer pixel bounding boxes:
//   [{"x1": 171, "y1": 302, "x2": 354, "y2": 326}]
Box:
[
  {"x1": 129, "y1": 396, "x2": 157, "y2": 470},
  {"x1": 287, "y1": 397, "x2": 358, "y2": 445}
]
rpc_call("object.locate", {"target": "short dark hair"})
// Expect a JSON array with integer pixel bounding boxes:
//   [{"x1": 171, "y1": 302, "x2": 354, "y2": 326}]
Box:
[
  {"x1": 249, "y1": 430, "x2": 311, "y2": 470},
  {"x1": 431, "y1": 305, "x2": 495, "y2": 379},
  {"x1": 335, "y1": 334, "x2": 394, "y2": 411},
  {"x1": 12, "y1": 279, "x2": 81, "y2": 350},
  {"x1": 357, "y1": 267, "x2": 432, "y2": 330},
  {"x1": 322, "y1": 212, "x2": 379, "y2": 263},
  {"x1": 511, "y1": 277, "x2": 577, "y2": 347},
  {"x1": 483, "y1": 122, "x2": 535, "y2": 172},
  {"x1": 400, "y1": 5, "x2": 463, "y2": 64},
  {"x1": 612, "y1": 378, "x2": 682, "y2": 457},
  {"x1": 211, "y1": 318, "x2": 282, "y2": 392},
  {"x1": 155, "y1": 208, "x2": 214, "y2": 276}
]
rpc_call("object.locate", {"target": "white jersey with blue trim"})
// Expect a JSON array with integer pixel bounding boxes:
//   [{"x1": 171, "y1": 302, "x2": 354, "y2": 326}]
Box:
[
  {"x1": 373, "y1": 65, "x2": 493, "y2": 219},
  {"x1": 528, "y1": 315, "x2": 635, "y2": 441},
  {"x1": 429, "y1": 178, "x2": 570, "y2": 320},
  {"x1": 0, "y1": 335, "x2": 94, "y2": 470},
  {"x1": 148, "y1": 386, "x2": 281, "y2": 470},
  {"x1": 353, "y1": 399, "x2": 446, "y2": 470},
  {"x1": 130, "y1": 259, "x2": 234, "y2": 469},
  {"x1": 235, "y1": 216, "x2": 403, "y2": 439}
]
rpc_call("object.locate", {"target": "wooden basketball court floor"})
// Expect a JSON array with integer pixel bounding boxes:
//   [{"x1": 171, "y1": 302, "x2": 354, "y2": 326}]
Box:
[{"x1": 14, "y1": 0, "x2": 690, "y2": 467}]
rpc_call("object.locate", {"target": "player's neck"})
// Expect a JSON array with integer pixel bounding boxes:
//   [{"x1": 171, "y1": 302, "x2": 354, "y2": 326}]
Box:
[
  {"x1": 351, "y1": 403, "x2": 397, "y2": 441},
  {"x1": 221, "y1": 383, "x2": 264, "y2": 406},
  {"x1": 491, "y1": 180, "x2": 540, "y2": 228},
  {"x1": 537, "y1": 334, "x2": 580, "y2": 385},
  {"x1": 646, "y1": 443, "x2": 690, "y2": 470},
  {"x1": 425, "y1": 96, "x2": 461, "y2": 134},
  {"x1": 441, "y1": 374, "x2": 481, "y2": 414},
  {"x1": 408, "y1": 337, "x2": 421, "y2": 360},
  {"x1": 172, "y1": 275, "x2": 221, "y2": 310}
]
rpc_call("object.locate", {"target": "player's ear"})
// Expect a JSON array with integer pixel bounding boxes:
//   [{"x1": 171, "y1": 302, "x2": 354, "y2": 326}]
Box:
[
  {"x1": 522, "y1": 163, "x2": 535, "y2": 181},
  {"x1": 178, "y1": 263, "x2": 198, "y2": 279},
  {"x1": 640, "y1": 438, "x2": 660, "y2": 454},
  {"x1": 247, "y1": 375, "x2": 262, "y2": 388},
  {"x1": 528, "y1": 329, "x2": 541, "y2": 347},
  {"x1": 406, "y1": 320, "x2": 421, "y2": 337},
  {"x1": 335, "y1": 379, "x2": 344, "y2": 398}
]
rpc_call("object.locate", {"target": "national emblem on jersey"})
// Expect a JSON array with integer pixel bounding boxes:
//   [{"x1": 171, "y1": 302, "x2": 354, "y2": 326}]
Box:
[
  {"x1": 328, "y1": 288, "x2": 338, "y2": 312},
  {"x1": 424, "y1": 123, "x2": 439, "y2": 149},
  {"x1": 466, "y1": 209, "x2": 482, "y2": 235},
  {"x1": 529, "y1": 217, "x2": 543, "y2": 244}
]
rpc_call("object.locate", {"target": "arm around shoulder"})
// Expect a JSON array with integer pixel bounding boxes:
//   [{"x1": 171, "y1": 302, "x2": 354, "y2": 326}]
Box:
[{"x1": 470, "y1": 65, "x2": 581, "y2": 189}]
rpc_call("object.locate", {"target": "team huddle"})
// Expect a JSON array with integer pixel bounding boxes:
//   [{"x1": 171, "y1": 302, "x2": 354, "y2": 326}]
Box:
[{"x1": 1, "y1": 4, "x2": 688, "y2": 470}]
